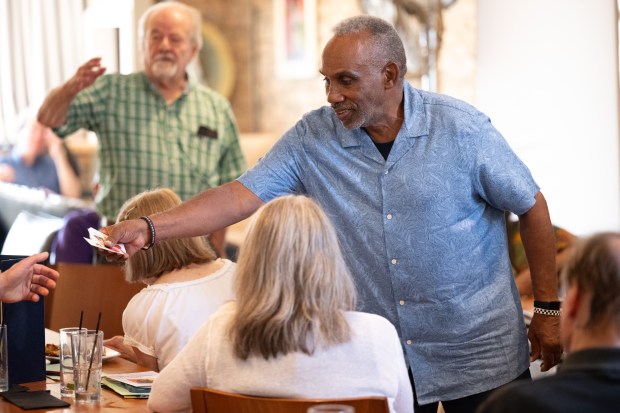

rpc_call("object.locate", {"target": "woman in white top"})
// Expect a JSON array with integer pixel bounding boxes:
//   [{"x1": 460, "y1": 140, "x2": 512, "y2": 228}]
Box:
[
  {"x1": 115, "y1": 188, "x2": 235, "y2": 371},
  {"x1": 148, "y1": 195, "x2": 413, "y2": 413}
]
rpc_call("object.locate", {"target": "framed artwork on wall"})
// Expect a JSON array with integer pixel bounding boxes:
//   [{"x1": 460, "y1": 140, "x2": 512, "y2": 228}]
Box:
[{"x1": 273, "y1": 0, "x2": 317, "y2": 79}]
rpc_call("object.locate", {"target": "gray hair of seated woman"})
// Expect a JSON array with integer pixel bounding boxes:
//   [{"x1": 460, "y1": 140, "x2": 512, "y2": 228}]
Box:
[{"x1": 231, "y1": 195, "x2": 357, "y2": 360}]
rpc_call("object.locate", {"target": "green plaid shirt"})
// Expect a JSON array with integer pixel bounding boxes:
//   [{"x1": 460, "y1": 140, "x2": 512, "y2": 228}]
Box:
[{"x1": 55, "y1": 72, "x2": 246, "y2": 220}]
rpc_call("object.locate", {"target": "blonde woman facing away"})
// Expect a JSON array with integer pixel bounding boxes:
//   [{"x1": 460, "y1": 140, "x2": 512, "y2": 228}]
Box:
[
  {"x1": 115, "y1": 188, "x2": 235, "y2": 372},
  {"x1": 148, "y1": 195, "x2": 413, "y2": 413}
]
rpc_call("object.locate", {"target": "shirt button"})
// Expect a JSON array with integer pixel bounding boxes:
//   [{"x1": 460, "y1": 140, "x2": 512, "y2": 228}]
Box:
[
  {"x1": 387, "y1": 213, "x2": 393, "y2": 220},
  {"x1": 399, "y1": 300, "x2": 405, "y2": 305},
  {"x1": 406, "y1": 340, "x2": 412, "y2": 345},
  {"x1": 391, "y1": 258, "x2": 397, "y2": 265},
  {"x1": 384, "y1": 170, "x2": 388, "y2": 175}
]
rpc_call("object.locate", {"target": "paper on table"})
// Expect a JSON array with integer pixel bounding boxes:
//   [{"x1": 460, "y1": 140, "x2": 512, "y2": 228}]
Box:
[
  {"x1": 102, "y1": 372, "x2": 156, "y2": 398},
  {"x1": 101, "y1": 377, "x2": 151, "y2": 399},
  {"x1": 104, "y1": 371, "x2": 158, "y2": 388},
  {"x1": 83, "y1": 227, "x2": 126, "y2": 255}
]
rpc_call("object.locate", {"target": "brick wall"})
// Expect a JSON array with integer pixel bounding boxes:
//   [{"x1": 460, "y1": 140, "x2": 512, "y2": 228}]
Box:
[{"x1": 187, "y1": 0, "x2": 476, "y2": 135}]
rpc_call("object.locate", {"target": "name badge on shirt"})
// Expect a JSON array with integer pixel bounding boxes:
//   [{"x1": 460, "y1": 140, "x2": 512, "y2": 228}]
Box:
[{"x1": 197, "y1": 125, "x2": 218, "y2": 139}]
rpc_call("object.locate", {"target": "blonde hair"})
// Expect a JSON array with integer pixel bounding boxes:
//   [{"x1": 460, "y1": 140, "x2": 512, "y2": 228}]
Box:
[
  {"x1": 117, "y1": 188, "x2": 216, "y2": 282},
  {"x1": 562, "y1": 232, "x2": 620, "y2": 331},
  {"x1": 230, "y1": 195, "x2": 357, "y2": 360}
]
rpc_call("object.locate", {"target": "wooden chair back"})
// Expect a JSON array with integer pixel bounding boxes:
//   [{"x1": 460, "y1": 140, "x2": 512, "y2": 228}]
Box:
[
  {"x1": 45, "y1": 263, "x2": 144, "y2": 337},
  {"x1": 190, "y1": 387, "x2": 390, "y2": 413}
]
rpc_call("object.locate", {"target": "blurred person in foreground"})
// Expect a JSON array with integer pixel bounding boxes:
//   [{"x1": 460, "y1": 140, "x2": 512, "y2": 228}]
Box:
[
  {"x1": 148, "y1": 195, "x2": 413, "y2": 413},
  {"x1": 101, "y1": 15, "x2": 560, "y2": 413},
  {"x1": 37, "y1": 0, "x2": 246, "y2": 257},
  {"x1": 104, "y1": 188, "x2": 235, "y2": 371},
  {"x1": 0, "y1": 116, "x2": 81, "y2": 198},
  {"x1": 0, "y1": 252, "x2": 59, "y2": 303},
  {"x1": 478, "y1": 232, "x2": 620, "y2": 413}
]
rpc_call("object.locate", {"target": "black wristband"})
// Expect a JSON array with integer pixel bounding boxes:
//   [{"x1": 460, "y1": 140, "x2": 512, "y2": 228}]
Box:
[
  {"x1": 140, "y1": 216, "x2": 156, "y2": 250},
  {"x1": 533, "y1": 300, "x2": 561, "y2": 310}
]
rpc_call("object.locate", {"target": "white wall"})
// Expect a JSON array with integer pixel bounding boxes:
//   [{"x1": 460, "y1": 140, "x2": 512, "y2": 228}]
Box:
[
  {"x1": 477, "y1": 0, "x2": 620, "y2": 235},
  {"x1": 84, "y1": 0, "x2": 154, "y2": 74}
]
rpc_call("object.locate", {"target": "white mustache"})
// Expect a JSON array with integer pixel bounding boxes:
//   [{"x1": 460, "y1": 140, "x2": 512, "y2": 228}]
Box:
[{"x1": 154, "y1": 54, "x2": 175, "y2": 62}]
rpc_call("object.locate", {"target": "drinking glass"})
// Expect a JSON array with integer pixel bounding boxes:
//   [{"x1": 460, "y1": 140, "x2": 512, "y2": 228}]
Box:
[
  {"x1": 59, "y1": 327, "x2": 82, "y2": 397},
  {"x1": 71, "y1": 329, "x2": 104, "y2": 404},
  {"x1": 0, "y1": 325, "x2": 8, "y2": 392}
]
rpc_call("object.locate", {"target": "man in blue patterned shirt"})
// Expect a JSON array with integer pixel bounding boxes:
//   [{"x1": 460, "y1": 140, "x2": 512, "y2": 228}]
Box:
[
  {"x1": 102, "y1": 15, "x2": 562, "y2": 413},
  {"x1": 38, "y1": 1, "x2": 246, "y2": 256}
]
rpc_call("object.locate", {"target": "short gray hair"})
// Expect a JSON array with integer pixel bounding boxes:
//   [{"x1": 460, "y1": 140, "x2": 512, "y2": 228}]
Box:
[
  {"x1": 562, "y1": 232, "x2": 620, "y2": 331},
  {"x1": 333, "y1": 15, "x2": 407, "y2": 79},
  {"x1": 138, "y1": 0, "x2": 203, "y2": 50}
]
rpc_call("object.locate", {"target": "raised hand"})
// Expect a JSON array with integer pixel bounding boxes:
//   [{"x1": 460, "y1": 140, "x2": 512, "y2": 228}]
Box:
[{"x1": 65, "y1": 57, "x2": 107, "y2": 95}]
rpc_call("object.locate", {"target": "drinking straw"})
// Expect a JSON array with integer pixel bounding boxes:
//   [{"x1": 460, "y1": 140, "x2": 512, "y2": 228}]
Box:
[
  {"x1": 76, "y1": 310, "x2": 84, "y2": 366},
  {"x1": 85, "y1": 312, "x2": 102, "y2": 389},
  {"x1": 0, "y1": 303, "x2": 7, "y2": 347},
  {"x1": 0, "y1": 304, "x2": 4, "y2": 366}
]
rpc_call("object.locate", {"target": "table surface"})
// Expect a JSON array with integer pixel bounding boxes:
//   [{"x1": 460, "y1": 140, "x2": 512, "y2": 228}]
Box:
[{"x1": 0, "y1": 354, "x2": 149, "y2": 412}]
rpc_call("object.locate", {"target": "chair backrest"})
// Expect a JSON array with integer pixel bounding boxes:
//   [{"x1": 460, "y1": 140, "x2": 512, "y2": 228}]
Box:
[
  {"x1": 45, "y1": 263, "x2": 144, "y2": 337},
  {"x1": 190, "y1": 387, "x2": 390, "y2": 413}
]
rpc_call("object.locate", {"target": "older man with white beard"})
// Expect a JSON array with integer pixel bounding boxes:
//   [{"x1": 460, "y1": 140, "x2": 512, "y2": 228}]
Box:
[{"x1": 37, "y1": 1, "x2": 246, "y2": 257}]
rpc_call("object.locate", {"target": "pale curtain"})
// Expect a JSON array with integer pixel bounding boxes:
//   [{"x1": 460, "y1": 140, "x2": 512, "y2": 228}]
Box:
[{"x1": 0, "y1": 0, "x2": 85, "y2": 145}]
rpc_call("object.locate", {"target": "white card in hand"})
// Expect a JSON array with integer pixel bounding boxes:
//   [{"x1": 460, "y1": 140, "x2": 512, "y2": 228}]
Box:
[{"x1": 84, "y1": 227, "x2": 126, "y2": 254}]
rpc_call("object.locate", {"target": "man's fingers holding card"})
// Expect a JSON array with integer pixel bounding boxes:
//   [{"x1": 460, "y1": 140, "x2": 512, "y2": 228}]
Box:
[{"x1": 84, "y1": 227, "x2": 126, "y2": 255}]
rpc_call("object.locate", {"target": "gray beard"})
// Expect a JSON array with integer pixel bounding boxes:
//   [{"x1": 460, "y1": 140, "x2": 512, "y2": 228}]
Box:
[{"x1": 151, "y1": 61, "x2": 178, "y2": 80}]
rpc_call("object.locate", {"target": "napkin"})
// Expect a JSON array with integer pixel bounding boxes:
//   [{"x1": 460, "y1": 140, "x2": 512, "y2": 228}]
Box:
[{"x1": 1, "y1": 386, "x2": 70, "y2": 410}]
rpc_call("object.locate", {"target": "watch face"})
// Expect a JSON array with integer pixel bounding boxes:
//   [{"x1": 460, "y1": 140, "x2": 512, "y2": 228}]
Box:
[{"x1": 534, "y1": 301, "x2": 562, "y2": 310}]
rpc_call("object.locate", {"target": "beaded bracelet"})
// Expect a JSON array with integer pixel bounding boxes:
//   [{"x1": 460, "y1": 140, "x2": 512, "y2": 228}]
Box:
[{"x1": 140, "y1": 216, "x2": 156, "y2": 250}]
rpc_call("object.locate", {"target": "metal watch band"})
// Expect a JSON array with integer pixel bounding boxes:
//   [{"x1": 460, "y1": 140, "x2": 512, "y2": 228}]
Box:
[{"x1": 533, "y1": 307, "x2": 561, "y2": 316}]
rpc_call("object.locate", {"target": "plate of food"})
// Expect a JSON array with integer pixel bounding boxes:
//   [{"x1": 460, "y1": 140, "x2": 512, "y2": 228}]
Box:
[
  {"x1": 45, "y1": 343, "x2": 61, "y2": 361},
  {"x1": 45, "y1": 329, "x2": 120, "y2": 361}
]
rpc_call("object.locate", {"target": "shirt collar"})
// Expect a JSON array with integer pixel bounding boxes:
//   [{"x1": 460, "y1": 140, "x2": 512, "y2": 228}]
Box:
[
  {"x1": 559, "y1": 348, "x2": 620, "y2": 373},
  {"x1": 403, "y1": 82, "x2": 429, "y2": 138},
  {"x1": 142, "y1": 71, "x2": 193, "y2": 97},
  {"x1": 339, "y1": 82, "x2": 429, "y2": 148}
]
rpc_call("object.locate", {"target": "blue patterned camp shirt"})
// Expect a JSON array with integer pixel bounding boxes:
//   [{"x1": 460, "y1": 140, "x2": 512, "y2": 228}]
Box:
[{"x1": 238, "y1": 83, "x2": 535, "y2": 403}]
